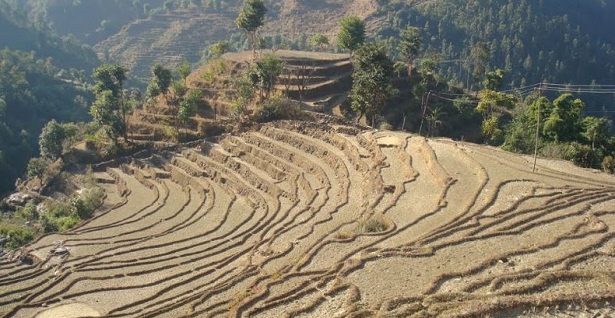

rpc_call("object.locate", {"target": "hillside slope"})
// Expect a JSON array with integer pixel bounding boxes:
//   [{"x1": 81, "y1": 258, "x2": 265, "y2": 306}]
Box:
[
  {"x1": 2, "y1": 120, "x2": 614, "y2": 317},
  {"x1": 94, "y1": 0, "x2": 377, "y2": 81}
]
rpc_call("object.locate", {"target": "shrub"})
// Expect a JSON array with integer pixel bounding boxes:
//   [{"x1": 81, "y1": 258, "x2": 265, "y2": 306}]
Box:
[
  {"x1": 562, "y1": 142, "x2": 603, "y2": 168},
  {"x1": 602, "y1": 155, "x2": 615, "y2": 173},
  {"x1": 14, "y1": 202, "x2": 38, "y2": 221},
  {"x1": 357, "y1": 216, "x2": 388, "y2": 233},
  {"x1": 378, "y1": 121, "x2": 393, "y2": 131},
  {"x1": 72, "y1": 187, "x2": 104, "y2": 219},
  {"x1": 26, "y1": 157, "x2": 51, "y2": 178},
  {"x1": 0, "y1": 224, "x2": 34, "y2": 249},
  {"x1": 255, "y1": 95, "x2": 303, "y2": 122}
]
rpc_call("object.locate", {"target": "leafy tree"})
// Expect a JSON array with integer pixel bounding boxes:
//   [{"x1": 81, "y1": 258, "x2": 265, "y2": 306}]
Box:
[
  {"x1": 26, "y1": 157, "x2": 51, "y2": 178},
  {"x1": 337, "y1": 16, "x2": 365, "y2": 54},
  {"x1": 398, "y1": 26, "x2": 422, "y2": 75},
  {"x1": 475, "y1": 89, "x2": 516, "y2": 120},
  {"x1": 581, "y1": 116, "x2": 610, "y2": 150},
  {"x1": 426, "y1": 107, "x2": 445, "y2": 137},
  {"x1": 90, "y1": 90, "x2": 125, "y2": 144},
  {"x1": 178, "y1": 61, "x2": 191, "y2": 83},
  {"x1": 91, "y1": 64, "x2": 129, "y2": 143},
  {"x1": 542, "y1": 94, "x2": 584, "y2": 142},
  {"x1": 249, "y1": 54, "x2": 284, "y2": 99},
  {"x1": 483, "y1": 69, "x2": 505, "y2": 91},
  {"x1": 39, "y1": 119, "x2": 66, "y2": 160},
  {"x1": 178, "y1": 89, "x2": 202, "y2": 128},
  {"x1": 470, "y1": 42, "x2": 490, "y2": 83},
  {"x1": 349, "y1": 43, "x2": 395, "y2": 125},
  {"x1": 309, "y1": 33, "x2": 329, "y2": 51},
  {"x1": 206, "y1": 40, "x2": 230, "y2": 60},
  {"x1": 236, "y1": 0, "x2": 267, "y2": 58},
  {"x1": 147, "y1": 64, "x2": 173, "y2": 99}
]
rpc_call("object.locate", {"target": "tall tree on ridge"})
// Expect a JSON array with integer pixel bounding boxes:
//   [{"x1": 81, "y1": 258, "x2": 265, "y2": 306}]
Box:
[
  {"x1": 337, "y1": 16, "x2": 365, "y2": 55},
  {"x1": 398, "y1": 26, "x2": 422, "y2": 76},
  {"x1": 90, "y1": 64, "x2": 129, "y2": 144},
  {"x1": 236, "y1": 0, "x2": 267, "y2": 59}
]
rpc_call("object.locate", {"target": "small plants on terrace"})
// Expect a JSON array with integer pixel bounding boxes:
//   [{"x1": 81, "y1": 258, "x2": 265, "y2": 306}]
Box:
[{"x1": 0, "y1": 171, "x2": 104, "y2": 250}]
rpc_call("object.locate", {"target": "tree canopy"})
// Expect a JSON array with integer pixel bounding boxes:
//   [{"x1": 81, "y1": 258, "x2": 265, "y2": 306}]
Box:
[
  {"x1": 236, "y1": 0, "x2": 267, "y2": 57},
  {"x1": 349, "y1": 43, "x2": 395, "y2": 125},
  {"x1": 90, "y1": 64, "x2": 129, "y2": 144},
  {"x1": 398, "y1": 26, "x2": 422, "y2": 74},
  {"x1": 337, "y1": 16, "x2": 365, "y2": 54}
]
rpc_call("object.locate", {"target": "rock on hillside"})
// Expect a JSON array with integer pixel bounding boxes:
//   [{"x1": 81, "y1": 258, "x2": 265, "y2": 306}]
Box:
[
  {"x1": 2, "y1": 120, "x2": 615, "y2": 317},
  {"x1": 93, "y1": 0, "x2": 379, "y2": 82}
]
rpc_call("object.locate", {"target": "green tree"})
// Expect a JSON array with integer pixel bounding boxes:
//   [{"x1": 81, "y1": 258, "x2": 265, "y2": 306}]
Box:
[
  {"x1": 349, "y1": 43, "x2": 395, "y2": 126},
  {"x1": 543, "y1": 93, "x2": 584, "y2": 142},
  {"x1": 207, "y1": 40, "x2": 230, "y2": 60},
  {"x1": 249, "y1": 54, "x2": 284, "y2": 99},
  {"x1": 147, "y1": 64, "x2": 173, "y2": 99},
  {"x1": 398, "y1": 26, "x2": 422, "y2": 75},
  {"x1": 483, "y1": 69, "x2": 505, "y2": 91},
  {"x1": 178, "y1": 89, "x2": 202, "y2": 128},
  {"x1": 581, "y1": 116, "x2": 610, "y2": 150},
  {"x1": 309, "y1": 33, "x2": 329, "y2": 51},
  {"x1": 470, "y1": 42, "x2": 490, "y2": 84},
  {"x1": 39, "y1": 119, "x2": 66, "y2": 160},
  {"x1": 91, "y1": 64, "x2": 129, "y2": 143},
  {"x1": 178, "y1": 61, "x2": 191, "y2": 83},
  {"x1": 236, "y1": 0, "x2": 267, "y2": 58},
  {"x1": 337, "y1": 16, "x2": 365, "y2": 54}
]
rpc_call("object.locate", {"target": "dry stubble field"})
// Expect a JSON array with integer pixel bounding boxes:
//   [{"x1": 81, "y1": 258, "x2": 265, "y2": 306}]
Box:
[{"x1": 1, "y1": 120, "x2": 615, "y2": 317}]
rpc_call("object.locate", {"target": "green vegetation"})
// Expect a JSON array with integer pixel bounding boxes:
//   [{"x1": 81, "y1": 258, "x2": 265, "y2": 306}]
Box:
[
  {"x1": 249, "y1": 54, "x2": 284, "y2": 99},
  {"x1": 0, "y1": 49, "x2": 91, "y2": 195},
  {"x1": 350, "y1": 43, "x2": 395, "y2": 126},
  {"x1": 0, "y1": 184, "x2": 103, "y2": 250},
  {"x1": 374, "y1": 0, "x2": 615, "y2": 110},
  {"x1": 236, "y1": 0, "x2": 267, "y2": 57},
  {"x1": 90, "y1": 64, "x2": 130, "y2": 144},
  {"x1": 309, "y1": 34, "x2": 329, "y2": 51},
  {"x1": 147, "y1": 63, "x2": 203, "y2": 139},
  {"x1": 398, "y1": 26, "x2": 422, "y2": 75},
  {"x1": 337, "y1": 16, "x2": 365, "y2": 54}
]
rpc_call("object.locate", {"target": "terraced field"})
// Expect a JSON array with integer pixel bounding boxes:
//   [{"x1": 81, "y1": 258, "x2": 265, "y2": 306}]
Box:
[{"x1": 2, "y1": 120, "x2": 615, "y2": 317}]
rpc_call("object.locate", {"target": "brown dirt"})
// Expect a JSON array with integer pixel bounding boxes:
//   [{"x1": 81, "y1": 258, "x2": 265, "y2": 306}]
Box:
[{"x1": 2, "y1": 121, "x2": 615, "y2": 318}]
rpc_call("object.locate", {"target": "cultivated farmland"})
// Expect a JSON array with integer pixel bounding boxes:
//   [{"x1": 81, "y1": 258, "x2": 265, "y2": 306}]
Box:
[{"x1": 2, "y1": 120, "x2": 615, "y2": 317}]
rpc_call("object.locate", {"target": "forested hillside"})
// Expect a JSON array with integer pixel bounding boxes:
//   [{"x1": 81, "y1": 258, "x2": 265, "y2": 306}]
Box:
[
  {"x1": 375, "y1": 0, "x2": 615, "y2": 97},
  {"x1": 22, "y1": 0, "x2": 167, "y2": 45},
  {"x1": 0, "y1": 1, "x2": 94, "y2": 195},
  {"x1": 0, "y1": 1, "x2": 99, "y2": 71}
]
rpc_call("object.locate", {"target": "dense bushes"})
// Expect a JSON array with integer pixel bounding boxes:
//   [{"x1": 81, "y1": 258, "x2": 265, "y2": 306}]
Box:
[{"x1": 0, "y1": 185, "x2": 104, "y2": 250}]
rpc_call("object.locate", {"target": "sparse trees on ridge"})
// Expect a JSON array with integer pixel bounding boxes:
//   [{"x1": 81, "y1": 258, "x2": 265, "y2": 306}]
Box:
[{"x1": 147, "y1": 63, "x2": 202, "y2": 138}]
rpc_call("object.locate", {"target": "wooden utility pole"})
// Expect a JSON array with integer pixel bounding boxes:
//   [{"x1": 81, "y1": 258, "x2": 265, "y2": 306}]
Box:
[
  {"x1": 418, "y1": 91, "x2": 431, "y2": 136},
  {"x1": 532, "y1": 84, "x2": 543, "y2": 172}
]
